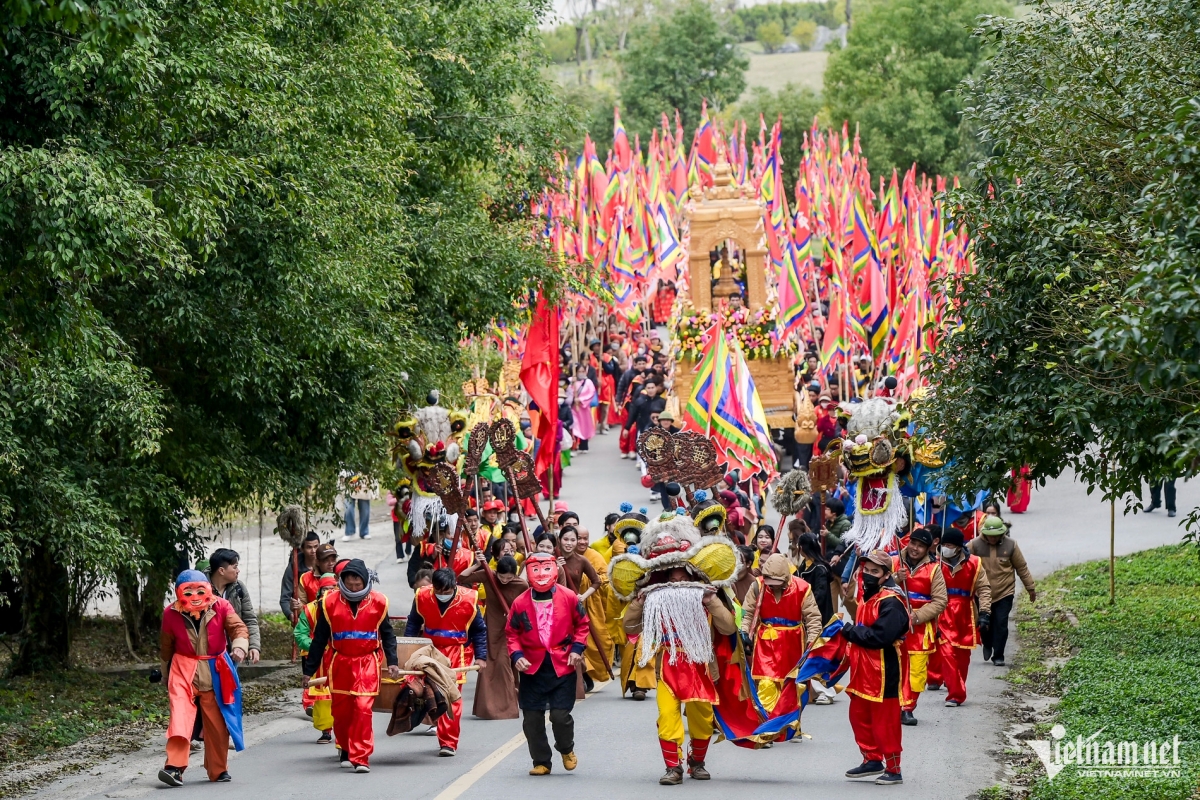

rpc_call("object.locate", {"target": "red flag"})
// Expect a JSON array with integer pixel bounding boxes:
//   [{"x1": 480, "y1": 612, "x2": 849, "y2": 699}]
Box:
[{"x1": 520, "y1": 292, "x2": 561, "y2": 478}]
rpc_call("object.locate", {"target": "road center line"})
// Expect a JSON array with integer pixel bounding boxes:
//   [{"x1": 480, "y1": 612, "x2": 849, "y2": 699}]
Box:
[{"x1": 431, "y1": 731, "x2": 528, "y2": 800}]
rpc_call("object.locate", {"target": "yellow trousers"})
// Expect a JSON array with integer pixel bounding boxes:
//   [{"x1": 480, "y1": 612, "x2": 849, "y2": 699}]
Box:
[
  {"x1": 655, "y1": 680, "x2": 714, "y2": 747},
  {"x1": 909, "y1": 651, "x2": 929, "y2": 693},
  {"x1": 312, "y1": 697, "x2": 334, "y2": 733}
]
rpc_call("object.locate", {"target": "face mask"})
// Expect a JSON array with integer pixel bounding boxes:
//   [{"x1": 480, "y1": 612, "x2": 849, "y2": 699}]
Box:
[
  {"x1": 861, "y1": 573, "x2": 882, "y2": 594},
  {"x1": 940, "y1": 545, "x2": 960, "y2": 560},
  {"x1": 434, "y1": 592, "x2": 454, "y2": 603},
  {"x1": 526, "y1": 558, "x2": 559, "y2": 591},
  {"x1": 175, "y1": 582, "x2": 214, "y2": 616}
]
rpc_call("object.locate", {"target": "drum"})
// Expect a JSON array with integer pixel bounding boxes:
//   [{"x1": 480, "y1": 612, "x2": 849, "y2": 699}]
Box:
[{"x1": 373, "y1": 636, "x2": 432, "y2": 713}]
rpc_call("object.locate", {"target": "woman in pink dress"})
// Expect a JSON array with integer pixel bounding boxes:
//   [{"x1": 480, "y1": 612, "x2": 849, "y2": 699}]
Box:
[{"x1": 567, "y1": 364, "x2": 597, "y2": 452}]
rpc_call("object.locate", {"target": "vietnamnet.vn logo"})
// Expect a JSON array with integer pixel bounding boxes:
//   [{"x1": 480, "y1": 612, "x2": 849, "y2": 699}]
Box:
[{"x1": 1028, "y1": 725, "x2": 1182, "y2": 780}]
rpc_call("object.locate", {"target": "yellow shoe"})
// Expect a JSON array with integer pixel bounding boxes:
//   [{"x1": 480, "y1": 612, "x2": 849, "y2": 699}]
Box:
[
  {"x1": 562, "y1": 751, "x2": 578, "y2": 771},
  {"x1": 529, "y1": 764, "x2": 551, "y2": 776}
]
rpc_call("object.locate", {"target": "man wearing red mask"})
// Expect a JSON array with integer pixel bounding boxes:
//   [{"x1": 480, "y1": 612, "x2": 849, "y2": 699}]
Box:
[
  {"x1": 506, "y1": 553, "x2": 591, "y2": 775},
  {"x1": 158, "y1": 570, "x2": 249, "y2": 787}
]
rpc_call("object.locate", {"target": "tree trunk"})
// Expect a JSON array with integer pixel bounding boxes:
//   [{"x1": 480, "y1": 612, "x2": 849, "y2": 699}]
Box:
[
  {"x1": 574, "y1": 26, "x2": 584, "y2": 84},
  {"x1": 138, "y1": 566, "x2": 170, "y2": 646},
  {"x1": 10, "y1": 543, "x2": 71, "y2": 675},
  {"x1": 116, "y1": 566, "x2": 144, "y2": 656},
  {"x1": 583, "y1": 23, "x2": 593, "y2": 85}
]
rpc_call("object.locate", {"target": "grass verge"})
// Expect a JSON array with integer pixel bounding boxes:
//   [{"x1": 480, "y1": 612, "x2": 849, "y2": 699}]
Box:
[{"x1": 1007, "y1": 544, "x2": 1200, "y2": 799}]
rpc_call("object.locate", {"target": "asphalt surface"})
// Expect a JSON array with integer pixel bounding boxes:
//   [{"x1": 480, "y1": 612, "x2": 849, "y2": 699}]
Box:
[{"x1": 39, "y1": 432, "x2": 1197, "y2": 800}]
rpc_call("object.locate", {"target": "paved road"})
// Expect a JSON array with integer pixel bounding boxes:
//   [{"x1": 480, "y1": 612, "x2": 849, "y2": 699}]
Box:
[{"x1": 39, "y1": 434, "x2": 1196, "y2": 800}]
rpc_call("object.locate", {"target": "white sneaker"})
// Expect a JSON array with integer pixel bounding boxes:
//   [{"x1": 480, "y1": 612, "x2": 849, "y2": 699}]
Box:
[
  {"x1": 342, "y1": 535, "x2": 355, "y2": 541},
  {"x1": 415, "y1": 724, "x2": 437, "y2": 736},
  {"x1": 396, "y1": 556, "x2": 404, "y2": 563},
  {"x1": 354, "y1": 764, "x2": 370, "y2": 773},
  {"x1": 814, "y1": 693, "x2": 832, "y2": 705},
  {"x1": 360, "y1": 533, "x2": 371, "y2": 540}
]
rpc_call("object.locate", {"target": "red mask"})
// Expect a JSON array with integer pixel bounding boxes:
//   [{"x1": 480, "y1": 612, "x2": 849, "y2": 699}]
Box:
[
  {"x1": 526, "y1": 555, "x2": 558, "y2": 592},
  {"x1": 175, "y1": 581, "x2": 214, "y2": 616}
]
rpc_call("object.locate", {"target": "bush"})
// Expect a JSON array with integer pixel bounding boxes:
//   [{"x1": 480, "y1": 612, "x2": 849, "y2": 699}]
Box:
[
  {"x1": 757, "y1": 21, "x2": 786, "y2": 53},
  {"x1": 791, "y1": 19, "x2": 817, "y2": 50}
]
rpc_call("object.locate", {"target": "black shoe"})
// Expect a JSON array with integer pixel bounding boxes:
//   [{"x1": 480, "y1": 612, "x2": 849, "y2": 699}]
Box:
[
  {"x1": 992, "y1": 657, "x2": 1006, "y2": 667},
  {"x1": 631, "y1": 689, "x2": 646, "y2": 701},
  {"x1": 317, "y1": 730, "x2": 332, "y2": 744},
  {"x1": 845, "y1": 760, "x2": 885, "y2": 778},
  {"x1": 982, "y1": 644, "x2": 992, "y2": 662},
  {"x1": 338, "y1": 749, "x2": 352, "y2": 768},
  {"x1": 876, "y1": 772, "x2": 904, "y2": 785},
  {"x1": 158, "y1": 768, "x2": 185, "y2": 787},
  {"x1": 1148, "y1": 501, "x2": 1161, "y2": 512},
  {"x1": 926, "y1": 683, "x2": 942, "y2": 691},
  {"x1": 900, "y1": 711, "x2": 917, "y2": 726},
  {"x1": 583, "y1": 674, "x2": 595, "y2": 693},
  {"x1": 305, "y1": 706, "x2": 314, "y2": 718},
  {"x1": 215, "y1": 772, "x2": 231, "y2": 783}
]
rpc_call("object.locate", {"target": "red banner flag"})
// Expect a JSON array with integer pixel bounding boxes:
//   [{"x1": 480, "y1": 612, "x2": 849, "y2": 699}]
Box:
[{"x1": 520, "y1": 292, "x2": 561, "y2": 478}]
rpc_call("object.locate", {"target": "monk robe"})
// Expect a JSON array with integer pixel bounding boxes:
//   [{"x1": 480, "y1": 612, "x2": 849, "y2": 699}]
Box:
[
  {"x1": 580, "y1": 547, "x2": 613, "y2": 684},
  {"x1": 471, "y1": 574, "x2": 528, "y2": 720}
]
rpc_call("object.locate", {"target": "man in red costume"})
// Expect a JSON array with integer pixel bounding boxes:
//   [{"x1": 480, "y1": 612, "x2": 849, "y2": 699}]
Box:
[
  {"x1": 893, "y1": 527, "x2": 947, "y2": 726},
  {"x1": 739, "y1": 553, "x2": 823, "y2": 712},
  {"x1": 303, "y1": 559, "x2": 401, "y2": 773},
  {"x1": 841, "y1": 550, "x2": 910, "y2": 785},
  {"x1": 936, "y1": 529, "x2": 991, "y2": 707},
  {"x1": 506, "y1": 553, "x2": 590, "y2": 775},
  {"x1": 158, "y1": 570, "x2": 249, "y2": 787},
  {"x1": 405, "y1": 567, "x2": 488, "y2": 757}
]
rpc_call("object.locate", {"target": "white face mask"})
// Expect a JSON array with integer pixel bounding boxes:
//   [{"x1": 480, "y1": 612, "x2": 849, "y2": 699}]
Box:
[
  {"x1": 434, "y1": 592, "x2": 454, "y2": 603},
  {"x1": 940, "y1": 545, "x2": 960, "y2": 560}
]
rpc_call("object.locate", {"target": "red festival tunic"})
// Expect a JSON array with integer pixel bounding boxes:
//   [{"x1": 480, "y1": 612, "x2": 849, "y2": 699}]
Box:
[
  {"x1": 939, "y1": 556, "x2": 983, "y2": 649},
  {"x1": 847, "y1": 587, "x2": 909, "y2": 702},
  {"x1": 892, "y1": 556, "x2": 938, "y2": 654},
  {"x1": 750, "y1": 577, "x2": 811, "y2": 680},
  {"x1": 323, "y1": 590, "x2": 389, "y2": 696},
  {"x1": 415, "y1": 585, "x2": 479, "y2": 686}
]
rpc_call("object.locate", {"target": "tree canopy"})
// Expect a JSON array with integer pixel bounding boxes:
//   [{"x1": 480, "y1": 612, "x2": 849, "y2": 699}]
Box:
[
  {"x1": 823, "y1": 0, "x2": 1010, "y2": 177},
  {"x1": 736, "y1": 84, "x2": 825, "y2": 178},
  {"x1": 1, "y1": 0, "x2": 568, "y2": 671},
  {"x1": 619, "y1": 0, "x2": 748, "y2": 139},
  {"x1": 918, "y1": 0, "x2": 1200, "y2": 508}
]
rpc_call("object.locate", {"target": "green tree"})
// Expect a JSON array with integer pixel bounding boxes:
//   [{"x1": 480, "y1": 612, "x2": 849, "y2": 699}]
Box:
[
  {"x1": 619, "y1": 0, "x2": 748, "y2": 138},
  {"x1": 756, "y1": 21, "x2": 785, "y2": 54},
  {"x1": 0, "y1": 0, "x2": 567, "y2": 671},
  {"x1": 823, "y1": 0, "x2": 1010, "y2": 177},
  {"x1": 736, "y1": 84, "x2": 825, "y2": 173},
  {"x1": 919, "y1": 0, "x2": 1200, "y2": 510},
  {"x1": 791, "y1": 19, "x2": 817, "y2": 49}
]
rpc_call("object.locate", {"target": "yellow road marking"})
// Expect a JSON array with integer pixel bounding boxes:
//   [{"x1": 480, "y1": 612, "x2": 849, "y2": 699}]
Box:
[{"x1": 431, "y1": 731, "x2": 527, "y2": 800}]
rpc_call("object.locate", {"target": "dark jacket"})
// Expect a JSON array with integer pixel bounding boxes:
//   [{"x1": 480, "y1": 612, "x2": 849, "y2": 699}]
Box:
[{"x1": 841, "y1": 583, "x2": 908, "y2": 698}]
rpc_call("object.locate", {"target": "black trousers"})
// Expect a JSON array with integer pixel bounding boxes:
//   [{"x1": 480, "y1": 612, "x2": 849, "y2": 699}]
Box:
[
  {"x1": 988, "y1": 594, "x2": 1014, "y2": 660},
  {"x1": 523, "y1": 708, "x2": 574, "y2": 767},
  {"x1": 1150, "y1": 479, "x2": 1177, "y2": 512}
]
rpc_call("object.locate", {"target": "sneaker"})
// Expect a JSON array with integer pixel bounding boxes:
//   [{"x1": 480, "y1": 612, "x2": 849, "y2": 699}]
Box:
[
  {"x1": 214, "y1": 772, "x2": 232, "y2": 783},
  {"x1": 1168, "y1": 509, "x2": 1177, "y2": 518},
  {"x1": 396, "y1": 556, "x2": 404, "y2": 563},
  {"x1": 945, "y1": 699, "x2": 961, "y2": 707},
  {"x1": 305, "y1": 706, "x2": 314, "y2": 718},
  {"x1": 562, "y1": 751, "x2": 577, "y2": 771},
  {"x1": 659, "y1": 767, "x2": 684, "y2": 785},
  {"x1": 353, "y1": 764, "x2": 370, "y2": 773},
  {"x1": 342, "y1": 535, "x2": 355, "y2": 542},
  {"x1": 339, "y1": 749, "x2": 352, "y2": 768},
  {"x1": 649, "y1": 492, "x2": 660, "y2": 502},
  {"x1": 876, "y1": 772, "x2": 904, "y2": 785},
  {"x1": 317, "y1": 730, "x2": 332, "y2": 744},
  {"x1": 926, "y1": 683, "x2": 942, "y2": 691},
  {"x1": 190, "y1": 739, "x2": 203, "y2": 751},
  {"x1": 1147, "y1": 501, "x2": 1161, "y2": 512},
  {"x1": 438, "y1": 746, "x2": 456, "y2": 757},
  {"x1": 418, "y1": 724, "x2": 437, "y2": 736},
  {"x1": 900, "y1": 711, "x2": 917, "y2": 726},
  {"x1": 982, "y1": 644, "x2": 993, "y2": 662},
  {"x1": 845, "y1": 760, "x2": 885, "y2": 778},
  {"x1": 529, "y1": 765, "x2": 551, "y2": 776},
  {"x1": 360, "y1": 533, "x2": 372, "y2": 540},
  {"x1": 158, "y1": 768, "x2": 185, "y2": 787},
  {"x1": 992, "y1": 657, "x2": 1006, "y2": 667},
  {"x1": 814, "y1": 693, "x2": 832, "y2": 705}
]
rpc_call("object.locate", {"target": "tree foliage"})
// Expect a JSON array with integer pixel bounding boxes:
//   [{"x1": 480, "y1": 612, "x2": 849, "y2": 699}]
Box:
[
  {"x1": 619, "y1": 0, "x2": 747, "y2": 139},
  {"x1": 727, "y1": 0, "x2": 842, "y2": 42},
  {"x1": 823, "y1": 0, "x2": 1010, "y2": 177},
  {"x1": 1, "y1": 0, "x2": 568, "y2": 670},
  {"x1": 756, "y1": 21, "x2": 785, "y2": 54},
  {"x1": 919, "y1": 0, "x2": 1200, "y2": 509}
]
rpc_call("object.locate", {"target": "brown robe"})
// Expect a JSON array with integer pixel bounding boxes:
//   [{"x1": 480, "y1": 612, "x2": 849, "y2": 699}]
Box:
[{"x1": 470, "y1": 573, "x2": 528, "y2": 720}]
